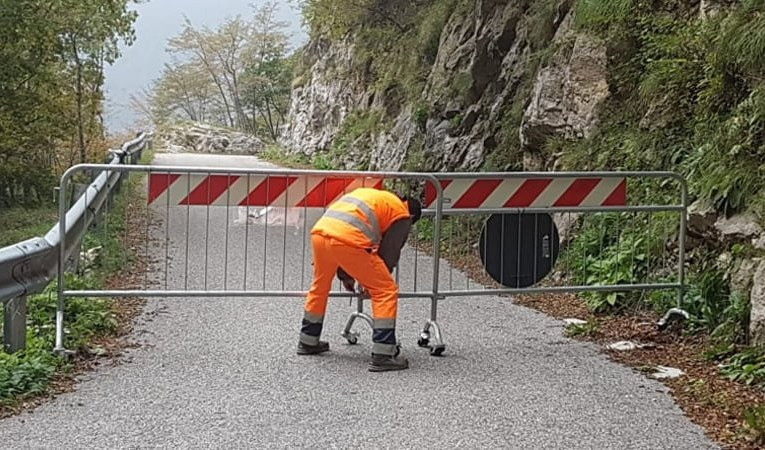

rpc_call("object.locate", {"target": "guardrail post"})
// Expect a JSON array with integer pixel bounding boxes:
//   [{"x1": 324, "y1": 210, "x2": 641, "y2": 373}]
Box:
[{"x1": 4, "y1": 296, "x2": 27, "y2": 353}]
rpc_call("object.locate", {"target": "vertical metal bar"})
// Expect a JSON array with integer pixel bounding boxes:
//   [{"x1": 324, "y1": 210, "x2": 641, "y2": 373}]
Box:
[
  {"x1": 184, "y1": 173, "x2": 191, "y2": 290},
  {"x1": 615, "y1": 213, "x2": 622, "y2": 285},
  {"x1": 468, "y1": 217, "x2": 472, "y2": 290},
  {"x1": 449, "y1": 216, "x2": 454, "y2": 290},
  {"x1": 500, "y1": 213, "x2": 506, "y2": 287},
  {"x1": 516, "y1": 213, "x2": 522, "y2": 286},
  {"x1": 262, "y1": 176, "x2": 270, "y2": 290},
  {"x1": 646, "y1": 212, "x2": 652, "y2": 284},
  {"x1": 55, "y1": 170, "x2": 70, "y2": 353},
  {"x1": 122, "y1": 170, "x2": 129, "y2": 256},
  {"x1": 244, "y1": 174, "x2": 251, "y2": 290},
  {"x1": 630, "y1": 212, "x2": 636, "y2": 285},
  {"x1": 533, "y1": 213, "x2": 539, "y2": 285},
  {"x1": 224, "y1": 174, "x2": 231, "y2": 290},
  {"x1": 4, "y1": 296, "x2": 27, "y2": 353},
  {"x1": 204, "y1": 171, "x2": 211, "y2": 290},
  {"x1": 430, "y1": 176, "x2": 443, "y2": 322},
  {"x1": 144, "y1": 168, "x2": 150, "y2": 289},
  {"x1": 164, "y1": 171, "x2": 170, "y2": 290},
  {"x1": 300, "y1": 176, "x2": 308, "y2": 290},
  {"x1": 281, "y1": 178, "x2": 289, "y2": 291},
  {"x1": 580, "y1": 214, "x2": 587, "y2": 285},
  {"x1": 413, "y1": 221, "x2": 420, "y2": 292},
  {"x1": 678, "y1": 179, "x2": 688, "y2": 307}
]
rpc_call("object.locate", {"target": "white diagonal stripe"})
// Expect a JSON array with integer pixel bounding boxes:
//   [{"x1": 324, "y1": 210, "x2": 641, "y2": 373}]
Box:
[
  {"x1": 441, "y1": 180, "x2": 473, "y2": 207},
  {"x1": 581, "y1": 177, "x2": 625, "y2": 206},
  {"x1": 530, "y1": 179, "x2": 574, "y2": 207},
  {"x1": 481, "y1": 179, "x2": 524, "y2": 208}
]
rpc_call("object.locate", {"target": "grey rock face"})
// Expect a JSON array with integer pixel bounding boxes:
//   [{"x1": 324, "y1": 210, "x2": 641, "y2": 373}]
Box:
[
  {"x1": 282, "y1": 2, "x2": 593, "y2": 173},
  {"x1": 714, "y1": 214, "x2": 764, "y2": 244},
  {"x1": 520, "y1": 17, "x2": 609, "y2": 169},
  {"x1": 750, "y1": 260, "x2": 765, "y2": 346}
]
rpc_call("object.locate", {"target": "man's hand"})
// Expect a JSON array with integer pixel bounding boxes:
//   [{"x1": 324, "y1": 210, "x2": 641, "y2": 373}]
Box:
[{"x1": 342, "y1": 278, "x2": 356, "y2": 293}]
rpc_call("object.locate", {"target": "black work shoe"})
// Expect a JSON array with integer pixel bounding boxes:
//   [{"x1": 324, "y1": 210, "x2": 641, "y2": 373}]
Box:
[
  {"x1": 368, "y1": 353, "x2": 409, "y2": 372},
  {"x1": 297, "y1": 341, "x2": 329, "y2": 355}
]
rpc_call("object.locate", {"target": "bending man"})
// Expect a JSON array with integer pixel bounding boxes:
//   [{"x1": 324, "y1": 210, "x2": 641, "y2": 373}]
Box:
[{"x1": 297, "y1": 187, "x2": 422, "y2": 372}]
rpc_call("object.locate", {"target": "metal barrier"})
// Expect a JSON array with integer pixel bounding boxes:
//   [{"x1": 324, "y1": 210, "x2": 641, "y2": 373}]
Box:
[
  {"x1": 0, "y1": 132, "x2": 152, "y2": 353},
  {"x1": 53, "y1": 165, "x2": 688, "y2": 357},
  {"x1": 54, "y1": 165, "x2": 447, "y2": 354}
]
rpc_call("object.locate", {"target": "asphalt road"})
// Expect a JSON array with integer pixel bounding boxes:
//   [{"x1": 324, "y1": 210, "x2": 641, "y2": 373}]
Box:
[{"x1": 0, "y1": 153, "x2": 716, "y2": 449}]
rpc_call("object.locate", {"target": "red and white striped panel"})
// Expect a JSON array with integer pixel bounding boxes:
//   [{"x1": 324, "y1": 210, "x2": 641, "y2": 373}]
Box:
[
  {"x1": 425, "y1": 177, "x2": 626, "y2": 209},
  {"x1": 148, "y1": 173, "x2": 384, "y2": 207}
]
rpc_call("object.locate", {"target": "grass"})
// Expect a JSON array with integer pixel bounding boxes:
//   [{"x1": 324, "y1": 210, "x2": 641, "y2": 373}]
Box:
[{"x1": 0, "y1": 206, "x2": 58, "y2": 248}]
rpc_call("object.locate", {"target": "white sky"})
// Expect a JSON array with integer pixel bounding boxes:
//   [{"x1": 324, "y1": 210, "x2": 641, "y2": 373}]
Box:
[{"x1": 103, "y1": 0, "x2": 308, "y2": 134}]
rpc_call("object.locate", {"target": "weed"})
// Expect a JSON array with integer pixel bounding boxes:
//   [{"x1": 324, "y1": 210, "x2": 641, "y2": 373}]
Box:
[
  {"x1": 720, "y1": 348, "x2": 765, "y2": 386},
  {"x1": 565, "y1": 319, "x2": 601, "y2": 338},
  {"x1": 744, "y1": 404, "x2": 765, "y2": 446}
]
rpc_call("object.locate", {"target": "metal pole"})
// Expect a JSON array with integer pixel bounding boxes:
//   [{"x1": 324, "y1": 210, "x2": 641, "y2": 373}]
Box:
[
  {"x1": 678, "y1": 179, "x2": 688, "y2": 308},
  {"x1": 3, "y1": 296, "x2": 27, "y2": 353},
  {"x1": 55, "y1": 169, "x2": 70, "y2": 354}
]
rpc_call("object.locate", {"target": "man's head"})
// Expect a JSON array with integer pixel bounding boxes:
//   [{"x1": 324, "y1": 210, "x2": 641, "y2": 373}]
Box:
[{"x1": 402, "y1": 195, "x2": 422, "y2": 224}]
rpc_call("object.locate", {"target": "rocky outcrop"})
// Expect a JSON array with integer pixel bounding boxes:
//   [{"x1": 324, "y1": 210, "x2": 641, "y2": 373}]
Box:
[
  {"x1": 281, "y1": 1, "x2": 604, "y2": 173},
  {"x1": 281, "y1": 37, "x2": 368, "y2": 156},
  {"x1": 520, "y1": 15, "x2": 609, "y2": 170},
  {"x1": 157, "y1": 123, "x2": 265, "y2": 155}
]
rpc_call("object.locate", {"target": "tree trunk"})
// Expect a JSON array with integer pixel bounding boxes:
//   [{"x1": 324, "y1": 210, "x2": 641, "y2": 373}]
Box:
[{"x1": 71, "y1": 36, "x2": 86, "y2": 164}]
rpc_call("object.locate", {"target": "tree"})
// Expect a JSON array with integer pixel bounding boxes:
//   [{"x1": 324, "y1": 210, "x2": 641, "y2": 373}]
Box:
[
  {"x1": 0, "y1": 0, "x2": 138, "y2": 206},
  {"x1": 153, "y1": 2, "x2": 293, "y2": 141}
]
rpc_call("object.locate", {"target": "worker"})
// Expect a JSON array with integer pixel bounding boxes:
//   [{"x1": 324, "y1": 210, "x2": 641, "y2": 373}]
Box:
[{"x1": 296, "y1": 187, "x2": 422, "y2": 372}]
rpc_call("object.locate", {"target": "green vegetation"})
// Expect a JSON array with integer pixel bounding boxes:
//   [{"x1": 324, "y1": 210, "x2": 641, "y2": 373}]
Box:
[
  {"x1": 0, "y1": 171, "x2": 141, "y2": 407},
  {"x1": 565, "y1": 319, "x2": 601, "y2": 338},
  {"x1": 0, "y1": 207, "x2": 58, "y2": 248}
]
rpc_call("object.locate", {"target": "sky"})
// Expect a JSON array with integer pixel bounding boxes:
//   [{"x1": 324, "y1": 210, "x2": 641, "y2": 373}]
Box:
[{"x1": 103, "y1": 0, "x2": 308, "y2": 134}]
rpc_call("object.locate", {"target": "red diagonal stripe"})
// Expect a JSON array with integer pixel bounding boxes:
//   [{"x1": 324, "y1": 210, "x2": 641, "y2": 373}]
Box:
[
  {"x1": 148, "y1": 173, "x2": 180, "y2": 204},
  {"x1": 297, "y1": 177, "x2": 355, "y2": 207},
  {"x1": 602, "y1": 179, "x2": 627, "y2": 206},
  {"x1": 239, "y1": 176, "x2": 297, "y2": 206},
  {"x1": 453, "y1": 179, "x2": 503, "y2": 208},
  {"x1": 179, "y1": 175, "x2": 240, "y2": 205},
  {"x1": 554, "y1": 178, "x2": 601, "y2": 207},
  {"x1": 425, "y1": 180, "x2": 452, "y2": 207},
  {"x1": 504, "y1": 179, "x2": 553, "y2": 207}
]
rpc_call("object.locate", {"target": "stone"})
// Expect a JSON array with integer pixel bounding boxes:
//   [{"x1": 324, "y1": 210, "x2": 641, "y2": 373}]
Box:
[
  {"x1": 749, "y1": 260, "x2": 765, "y2": 346},
  {"x1": 563, "y1": 318, "x2": 588, "y2": 326},
  {"x1": 650, "y1": 366, "x2": 685, "y2": 379},
  {"x1": 700, "y1": 0, "x2": 736, "y2": 19},
  {"x1": 687, "y1": 200, "x2": 717, "y2": 236},
  {"x1": 607, "y1": 341, "x2": 641, "y2": 351},
  {"x1": 714, "y1": 214, "x2": 764, "y2": 244},
  {"x1": 731, "y1": 258, "x2": 760, "y2": 295}
]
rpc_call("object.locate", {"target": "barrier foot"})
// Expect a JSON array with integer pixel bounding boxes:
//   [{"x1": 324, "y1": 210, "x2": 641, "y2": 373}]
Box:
[
  {"x1": 341, "y1": 296, "x2": 373, "y2": 345},
  {"x1": 417, "y1": 320, "x2": 446, "y2": 357}
]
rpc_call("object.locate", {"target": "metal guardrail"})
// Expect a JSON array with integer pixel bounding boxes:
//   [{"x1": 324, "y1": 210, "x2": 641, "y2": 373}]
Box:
[{"x1": 0, "y1": 132, "x2": 153, "y2": 353}]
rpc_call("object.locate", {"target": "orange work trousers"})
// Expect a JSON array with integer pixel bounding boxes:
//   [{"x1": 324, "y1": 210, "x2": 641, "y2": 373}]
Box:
[{"x1": 300, "y1": 232, "x2": 399, "y2": 355}]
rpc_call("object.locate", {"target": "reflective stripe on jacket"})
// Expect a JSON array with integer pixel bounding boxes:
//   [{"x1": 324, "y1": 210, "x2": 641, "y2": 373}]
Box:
[{"x1": 311, "y1": 188, "x2": 411, "y2": 250}]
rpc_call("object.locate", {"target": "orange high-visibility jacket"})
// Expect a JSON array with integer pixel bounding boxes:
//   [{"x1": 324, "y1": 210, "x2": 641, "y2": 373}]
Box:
[{"x1": 312, "y1": 188, "x2": 411, "y2": 251}]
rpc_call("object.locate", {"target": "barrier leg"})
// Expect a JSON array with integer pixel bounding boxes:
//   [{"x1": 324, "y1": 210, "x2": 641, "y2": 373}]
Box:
[
  {"x1": 341, "y1": 296, "x2": 373, "y2": 345},
  {"x1": 3, "y1": 296, "x2": 27, "y2": 353},
  {"x1": 418, "y1": 295, "x2": 446, "y2": 356}
]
